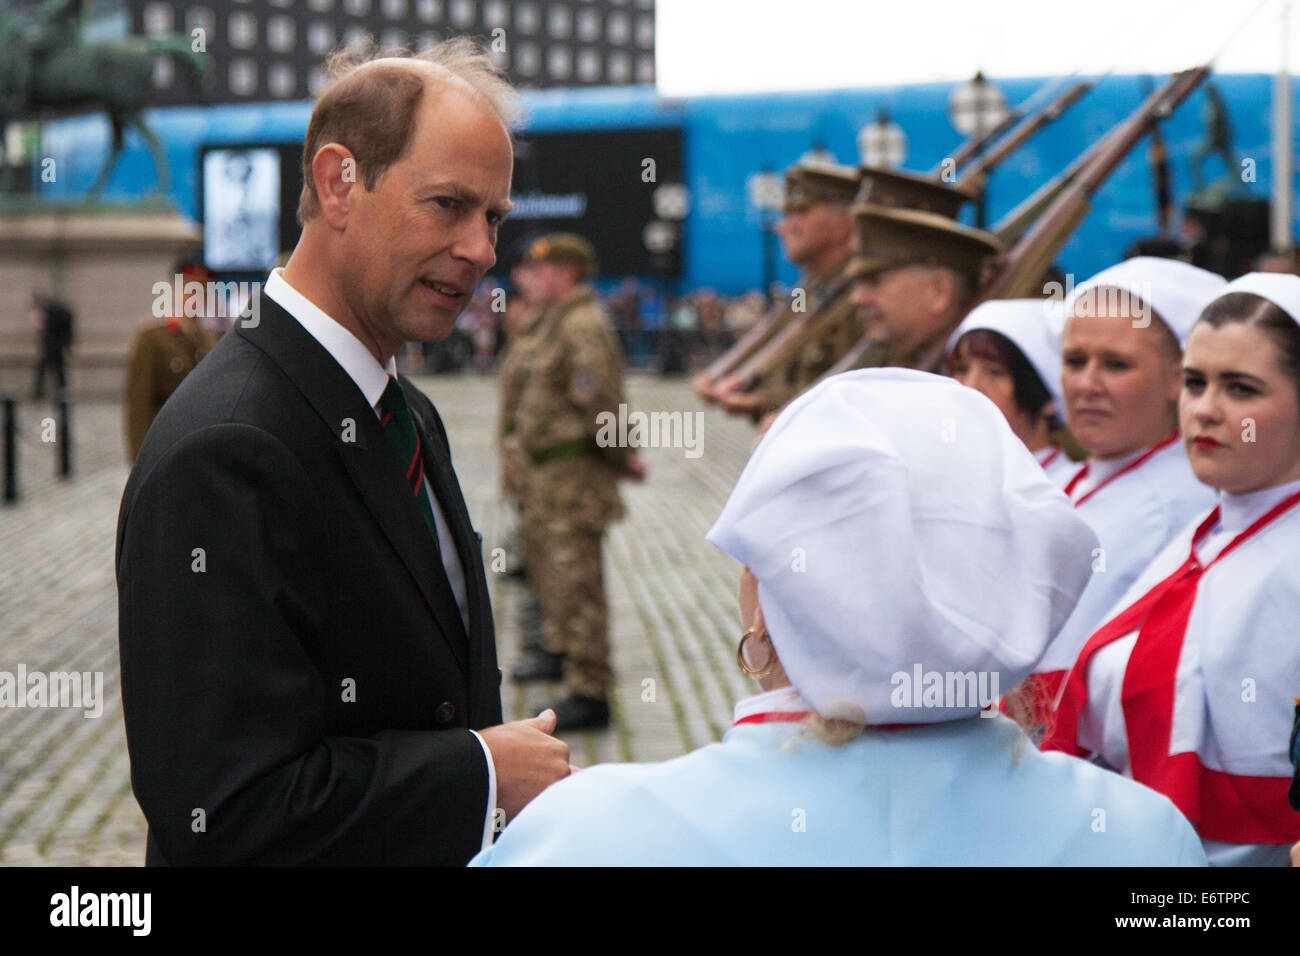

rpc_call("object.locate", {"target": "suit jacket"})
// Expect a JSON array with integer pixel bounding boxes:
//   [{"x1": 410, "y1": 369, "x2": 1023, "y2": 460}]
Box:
[{"x1": 116, "y1": 291, "x2": 502, "y2": 865}]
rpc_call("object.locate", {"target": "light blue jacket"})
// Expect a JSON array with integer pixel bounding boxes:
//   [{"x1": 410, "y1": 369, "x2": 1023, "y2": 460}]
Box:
[{"x1": 470, "y1": 715, "x2": 1208, "y2": 866}]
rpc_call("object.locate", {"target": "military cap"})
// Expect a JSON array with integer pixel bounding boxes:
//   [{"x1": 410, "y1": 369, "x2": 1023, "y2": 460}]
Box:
[
  {"x1": 504, "y1": 232, "x2": 546, "y2": 271},
  {"x1": 854, "y1": 165, "x2": 976, "y2": 219},
  {"x1": 782, "y1": 159, "x2": 861, "y2": 213},
  {"x1": 523, "y1": 233, "x2": 598, "y2": 279},
  {"x1": 172, "y1": 252, "x2": 215, "y2": 282},
  {"x1": 847, "y1": 204, "x2": 1003, "y2": 282}
]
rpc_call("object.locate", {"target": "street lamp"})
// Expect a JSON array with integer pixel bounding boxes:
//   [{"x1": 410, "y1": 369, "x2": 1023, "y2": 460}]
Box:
[
  {"x1": 948, "y1": 70, "x2": 1008, "y2": 227},
  {"x1": 859, "y1": 109, "x2": 907, "y2": 169},
  {"x1": 645, "y1": 182, "x2": 691, "y2": 373},
  {"x1": 800, "y1": 144, "x2": 836, "y2": 166},
  {"x1": 747, "y1": 168, "x2": 783, "y2": 305}
]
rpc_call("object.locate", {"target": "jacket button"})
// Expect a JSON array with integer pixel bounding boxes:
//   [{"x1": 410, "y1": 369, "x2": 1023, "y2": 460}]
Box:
[{"x1": 435, "y1": 701, "x2": 456, "y2": 724}]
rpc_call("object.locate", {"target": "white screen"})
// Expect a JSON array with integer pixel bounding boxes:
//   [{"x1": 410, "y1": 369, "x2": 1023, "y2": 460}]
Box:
[{"x1": 203, "y1": 148, "x2": 280, "y2": 271}]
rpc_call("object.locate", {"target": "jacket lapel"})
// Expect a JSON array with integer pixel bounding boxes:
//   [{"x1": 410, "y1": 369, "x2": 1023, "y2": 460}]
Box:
[{"x1": 238, "y1": 294, "x2": 469, "y2": 676}]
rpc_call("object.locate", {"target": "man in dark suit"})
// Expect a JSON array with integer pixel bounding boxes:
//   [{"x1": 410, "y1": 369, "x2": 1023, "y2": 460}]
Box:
[
  {"x1": 116, "y1": 41, "x2": 570, "y2": 866},
  {"x1": 31, "y1": 292, "x2": 74, "y2": 400}
]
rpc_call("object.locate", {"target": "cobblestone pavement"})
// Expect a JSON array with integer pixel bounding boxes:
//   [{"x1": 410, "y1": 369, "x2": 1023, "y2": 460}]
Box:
[{"x1": 0, "y1": 374, "x2": 757, "y2": 865}]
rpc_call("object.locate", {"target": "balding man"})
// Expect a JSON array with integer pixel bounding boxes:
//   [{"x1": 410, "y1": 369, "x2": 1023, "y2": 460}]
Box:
[{"x1": 116, "y1": 41, "x2": 570, "y2": 866}]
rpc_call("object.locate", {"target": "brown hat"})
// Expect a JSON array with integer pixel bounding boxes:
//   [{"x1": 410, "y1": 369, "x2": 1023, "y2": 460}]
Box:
[
  {"x1": 782, "y1": 159, "x2": 861, "y2": 214},
  {"x1": 854, "y1": 166, "x2": 976, "y2": 219},
  {"x1": 524, "y1": 233, "x2": 597, "y2": 279},
  {"x1": 847, "y1": 204, "x2": 1003, "y2": 282}
]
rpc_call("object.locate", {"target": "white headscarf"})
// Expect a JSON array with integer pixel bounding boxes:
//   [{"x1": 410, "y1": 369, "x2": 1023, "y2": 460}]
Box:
[
  {"x1": 706, "y1": 369, "x2": 1098, "y2": 724},
  {"x1": 1209, "y1": 272, "x2": 1300, "y2": 327},
  {"x1": 1064, "y1": 257, "x2": 1226, "y2": 347},
  {"x1": 947, "y1": 298, "x2": 1065, "y2": 411}
]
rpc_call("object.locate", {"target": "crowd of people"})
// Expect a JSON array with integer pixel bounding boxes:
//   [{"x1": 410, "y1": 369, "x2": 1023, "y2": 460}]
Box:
[
  {"x1": 482, "y1": 153, "x2": 1300, "y2": 866},
  {"x1": 108, "y1": 38, "x2": 1300, "y2": 868}
]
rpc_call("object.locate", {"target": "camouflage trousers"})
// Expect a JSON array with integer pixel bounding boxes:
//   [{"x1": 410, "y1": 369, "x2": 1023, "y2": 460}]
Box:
[{"x1": 520, "y1": 506, "x2": 612, "y2": 701}]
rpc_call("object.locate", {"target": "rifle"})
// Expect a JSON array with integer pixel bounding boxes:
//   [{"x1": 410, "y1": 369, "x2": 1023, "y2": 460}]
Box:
[
  {"x1": 694, "y1": 293, "x2": 796, "y2": 400},
  {"x1": 990, "y1": 137, "x2": 1100, "y2": 247},
  {"x1": 818, "y1": 336, "x2": 880, "y2": 380},
  {"x1": 957, "y1": 79, "x2": 1094, "y2": 189},
  {"x1": 723, "y1": 79, "x2": 1097, "y2": 395},
  {"x1": 936, "y1": 111, "x2": 1021, "y2": 177},
  {"x1": 934, "y1": 73, "x2": 1078, "y2": 176},
  {"x1": 822, "y1": 67, "x2": 1212, "y2": 381},
  {"x1": 977, "y1": 65, "x2": 1210, "y2": 303},
  {"x1": 714, "y1": 274, "x2": 855, "y2": 398}
]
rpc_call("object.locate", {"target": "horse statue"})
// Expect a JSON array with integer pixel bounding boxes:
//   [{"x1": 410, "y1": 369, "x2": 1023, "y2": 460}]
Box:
[{"x1": 0, "y1": 0, "x2": 208, "y2": 196}]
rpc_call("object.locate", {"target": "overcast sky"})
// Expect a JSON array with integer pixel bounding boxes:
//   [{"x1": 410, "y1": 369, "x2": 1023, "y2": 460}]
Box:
[{"x1": 656, "y1": 0, "x2": 1296, "y2": 96}]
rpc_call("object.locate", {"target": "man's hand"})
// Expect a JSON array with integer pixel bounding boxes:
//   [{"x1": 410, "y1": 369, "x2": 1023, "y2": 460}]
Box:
[
  {"x1": 480, "y1": 709, "x2": 571, "y2": 822},
  {"x1": 692, "y1": 371, "x2": 717, "y2": 403},
  {"x1": 717, "y1": 387, "x2": 767, "y2": 418}
]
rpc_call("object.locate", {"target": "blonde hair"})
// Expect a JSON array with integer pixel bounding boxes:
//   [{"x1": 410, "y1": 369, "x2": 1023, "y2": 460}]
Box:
[
  {"x1": 297, "y1": 36, "x2": 521, "y2": 224},
  {"x1": 801, "y1": 713, "x2": 868, "y2": 746}
]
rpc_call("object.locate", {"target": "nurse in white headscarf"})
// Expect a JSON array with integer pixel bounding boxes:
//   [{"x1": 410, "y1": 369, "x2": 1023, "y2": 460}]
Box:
[
  {"x1": 1044, "y1": 274, "x2": 1300, "y2": 866},
  {"x1": 469, "y1": 369, "x2": 1207, "y2": 866},
  {"x1": 1019, "y1": 258, "x2": 1223, "y2": 726},
  {"x1": 947, "y1": 298, "x2": 1075, "y2": 483}
]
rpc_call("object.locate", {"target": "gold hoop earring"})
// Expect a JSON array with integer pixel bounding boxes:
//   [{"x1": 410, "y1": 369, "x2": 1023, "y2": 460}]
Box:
[{"x1": 737, "y1": 625, "x2": 777, "y2": 679}]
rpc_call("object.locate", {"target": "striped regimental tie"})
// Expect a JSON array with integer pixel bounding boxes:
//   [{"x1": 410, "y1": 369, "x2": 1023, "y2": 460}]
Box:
[{"x1": 378, "y1": 376, "x2": 441, "y2": 554}]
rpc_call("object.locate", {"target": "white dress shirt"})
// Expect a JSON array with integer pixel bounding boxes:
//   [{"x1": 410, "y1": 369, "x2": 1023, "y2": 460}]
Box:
[{"x1": 265, "y1": 268, "x2": 497, "y2": 851}]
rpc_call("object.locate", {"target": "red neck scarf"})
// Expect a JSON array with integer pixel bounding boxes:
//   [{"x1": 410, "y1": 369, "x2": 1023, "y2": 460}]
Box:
[
  {"x1": 1063, "y1": 430, "x2": 1180, "y2": 507},
  {"x1": 1043, "y1": 486, "x2": 1300, "y2": 843}
]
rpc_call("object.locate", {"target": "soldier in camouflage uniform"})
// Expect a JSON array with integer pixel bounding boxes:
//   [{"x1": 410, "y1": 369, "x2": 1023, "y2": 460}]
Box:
[
  {"x1": 511, "y1": 234, "x2": 645, "y2": 731},
  {"x1": 498, "y1": 246, "x2": 550, "y2": 670}
]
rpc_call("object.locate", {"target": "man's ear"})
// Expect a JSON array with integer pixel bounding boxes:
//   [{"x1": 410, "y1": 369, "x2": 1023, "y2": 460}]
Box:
[
  {"x1": 311, "y1": 143, "x2": 359, "y2": 229},
  {"x1": 926, "y1": 267, "x2": 957, "y2": 316},
  {"x1": 832, "y1": 209, "x2": 855, "y2": 247}
]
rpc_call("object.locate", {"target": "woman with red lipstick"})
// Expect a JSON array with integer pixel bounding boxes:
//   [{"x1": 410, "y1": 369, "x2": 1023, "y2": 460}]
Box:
[
  {"x1": 1043, "y1": 273, "x2": 1300, "y2": 865},
  {"x1": 1016, "y1": 258, "x2": 1223, "y2": 722},
  {"x1": 947, "y1": 298, "x2": 1075, "y2": 483}
]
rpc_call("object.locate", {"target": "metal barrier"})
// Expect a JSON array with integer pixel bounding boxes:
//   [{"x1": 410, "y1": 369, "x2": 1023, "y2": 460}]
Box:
[
  {"x1": 57, "y1": 389, "x2": 72, "y2": 479},
  {"x1": 0, "y1": 392, "x2": 74, "y2": 505},
  {"x1": 3, "y1": 393, "x2": 15, "y2": 504}
]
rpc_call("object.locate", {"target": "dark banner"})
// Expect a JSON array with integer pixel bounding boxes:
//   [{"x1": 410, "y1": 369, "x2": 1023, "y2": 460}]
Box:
[{"x1": 501, "y1": 126, "x2": 685, "y2": 279}]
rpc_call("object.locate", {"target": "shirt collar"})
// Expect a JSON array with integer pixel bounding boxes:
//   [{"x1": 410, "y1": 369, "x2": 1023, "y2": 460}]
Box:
[
  {"x1": 1218, "y1": 475, "x2": 1300, "y2": 536},
  {"x1": 1086, "y1": 444, "x2": 1148, "y2": 484},
  {"x1": 264, "y1": 268, "x2": 397, "y2": 411},
  {"x1": 732, "y1": 686, "x2": 810, "y2": 725}
]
